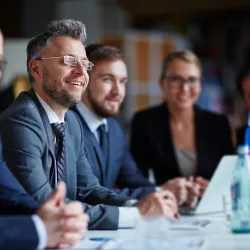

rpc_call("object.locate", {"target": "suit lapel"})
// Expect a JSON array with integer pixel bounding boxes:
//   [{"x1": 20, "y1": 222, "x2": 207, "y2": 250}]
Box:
[
  {"x1": 73, "y1": 105, "x2": 106, "y2": 184},
  {"x1": 25, "y1": 89, "x2": 57, "y2": 186},
  {"x1": 26, "y1": 89, "x2": 56, "y2": 159},
  {"x1": 157, "y1": 104, "x2": 181, "y2": 177}
]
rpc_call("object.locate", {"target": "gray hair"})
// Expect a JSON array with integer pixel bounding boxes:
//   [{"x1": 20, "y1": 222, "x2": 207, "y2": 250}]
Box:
[{"x1": 26, "y1": 19, "x2": 87, "y2": 83}]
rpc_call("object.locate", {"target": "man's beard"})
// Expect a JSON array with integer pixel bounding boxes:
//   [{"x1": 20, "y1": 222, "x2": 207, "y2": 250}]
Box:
[
  {"x1": 87, "y1": 88, "x2": 121, "y2": 118},
  {"x1": 42, "y1": 68, "x2": 83, "y2": 108}
]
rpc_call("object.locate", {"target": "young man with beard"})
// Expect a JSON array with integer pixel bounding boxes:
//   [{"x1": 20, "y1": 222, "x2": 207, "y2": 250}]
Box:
[
  {"x1": 0, "y1": 20, "x2": 178, "y2": 231},
  {"x1": 72, "y1": 44, "x2": 198, "y2": 207}
]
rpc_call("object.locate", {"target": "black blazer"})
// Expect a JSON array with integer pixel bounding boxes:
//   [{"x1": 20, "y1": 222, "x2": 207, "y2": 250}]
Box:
[{"x1": 130, "y1": 103, "x2": 234, "y2": 185}]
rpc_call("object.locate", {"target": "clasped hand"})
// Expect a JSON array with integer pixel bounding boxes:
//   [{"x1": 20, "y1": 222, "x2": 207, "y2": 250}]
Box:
[
  {"x1": 161, "y1": 176, "x2": 209, "y2": 208},
  {"x1": 37, "y1": 182, "x2": 89, "y2": 249}
]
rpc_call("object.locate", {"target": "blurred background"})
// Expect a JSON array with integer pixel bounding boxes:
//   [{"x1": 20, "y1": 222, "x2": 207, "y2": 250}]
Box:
[{"x1": 1, "y1": 0, "x2": 250, "y2": 135}]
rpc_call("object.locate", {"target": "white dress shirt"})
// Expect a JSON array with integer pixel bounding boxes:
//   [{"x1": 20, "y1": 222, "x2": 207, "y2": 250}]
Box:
[
  {"x1": 32, "y1": 215, "x2": 47, "y2": 250},
  {"x1": 36, "y1": 94, "x2": 141, "y2": 228}
]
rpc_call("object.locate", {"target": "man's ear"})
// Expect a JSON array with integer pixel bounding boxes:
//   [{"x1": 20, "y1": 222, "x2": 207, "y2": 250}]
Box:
[{"x1": 29, "y1": 60, "x2": 41, "y2": 80}]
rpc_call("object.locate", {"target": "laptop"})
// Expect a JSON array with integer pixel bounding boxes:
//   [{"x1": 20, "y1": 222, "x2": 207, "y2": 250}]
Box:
[{"x1": 179, "y1": 155, "x2": 237, "y2": 215}]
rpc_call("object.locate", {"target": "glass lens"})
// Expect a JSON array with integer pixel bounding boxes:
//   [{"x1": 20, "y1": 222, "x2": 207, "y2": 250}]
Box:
[{"x1": 64, "y1": 56, "x2": 77, "y2": 66}]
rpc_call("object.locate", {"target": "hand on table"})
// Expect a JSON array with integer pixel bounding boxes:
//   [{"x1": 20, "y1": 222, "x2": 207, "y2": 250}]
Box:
[
  {"x1": 37, "y1": 182, "x2": 89, "y2": 249},
  {"x1": 194, "y1": 176, "x2": 209, "y2": 197},
  {"x1": 137, "y1": 190, "x2": 179, "y2": 219}
]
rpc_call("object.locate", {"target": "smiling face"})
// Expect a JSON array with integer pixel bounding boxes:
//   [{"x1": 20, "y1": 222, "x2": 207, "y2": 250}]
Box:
[
  {"x1": 83, "y1": 59, "x2": 127, "y2": 118},
  {"x1": 160, "y1": 59, "x2": 201, "y2": 111},
  {"x1": 30, "y1": 36, "x2": 89, "y2": 108}
]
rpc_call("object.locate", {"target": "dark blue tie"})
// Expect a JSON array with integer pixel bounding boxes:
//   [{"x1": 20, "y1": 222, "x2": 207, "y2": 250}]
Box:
[
  {"x1": 97, "y1": 124, "x2": 108, "y2": 165},
  {"x1": 51, "y1": 123, "x2": 67, "y2": 184}
]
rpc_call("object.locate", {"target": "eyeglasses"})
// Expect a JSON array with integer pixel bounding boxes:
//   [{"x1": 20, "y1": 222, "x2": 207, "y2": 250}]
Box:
[
  {"x1": 0, "y1": 59, "x2": 7, "y2": 73},
  {"x1": 164, "y1": 75, "x2": 201, "y2": 89},
  {"x1": 36, "y1": 55, "x2": 94, "y2": 71}
]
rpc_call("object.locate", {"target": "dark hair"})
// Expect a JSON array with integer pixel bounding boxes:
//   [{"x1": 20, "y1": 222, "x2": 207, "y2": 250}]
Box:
[
  {"x1": 86, "y1": 43, "x2": 123, "y2": 65},
  {"x1": 159, "y1": 50, "x2": 202, "y2": 81},
  {"x1": 26, "y1": 19, "x2": 87, "y2": 83},
  {"x1": 236, "y1": 67, "x2": 250, "y2": 96}
]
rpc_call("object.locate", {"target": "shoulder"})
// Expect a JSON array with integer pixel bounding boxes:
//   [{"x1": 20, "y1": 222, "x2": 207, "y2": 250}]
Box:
[
  {"x1": 132, "y1": 103, "x2": 165, "y2": 122},
  {"x1": 0, "y1": 92, "x2": 42, "y2": 126},
  {"x1": 65, "y1": 109, "x2": 83, "y2": 132},
  {"x1": 195, "y1": 107, "x2": 230, "y2": 129},
  {"x1": 107, "y1": 117, "x2": 125, "y2": 136}
]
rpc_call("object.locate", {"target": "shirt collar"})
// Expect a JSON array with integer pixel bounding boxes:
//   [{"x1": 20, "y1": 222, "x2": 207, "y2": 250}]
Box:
[
  {"x1": 77, "y1": 102, "x2": 108, "y2": 133},
  {"x1": 35, "y1": 92, "x2": 64, "y2": 124}
]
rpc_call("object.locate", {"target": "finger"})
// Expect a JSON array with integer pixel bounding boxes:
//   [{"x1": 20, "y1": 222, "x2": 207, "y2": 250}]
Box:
[
  {"x1": 195, "y1": 177, "x2": 209, "y2": 186},
  {"x1": 161, "y1": 190, "x2": 177, "y2": 204},
  {"x1": 186, "y1": 176, "x2": 194, "y2": 182},
  {"x1": 163, "y1": 199, "x2": 178, "y2": 214},
  {"x1": 60, "y1": 232, "x2": 83, "y2": 246},
  {"x1": 64, "y1": 216, "x2": 88, "y2": 233},
  {"x1": 46, "y1": 182, "x2": 66, "y2": 207},
  {"x1": 178, "y1": 190, "x2": 188, "y2": 205},
  {"x1": 187, "y1": 196, "x2": 198, "y2": 208},
  {"x1": 63, "y1": 202, "x2": 84, "y2": 217}
]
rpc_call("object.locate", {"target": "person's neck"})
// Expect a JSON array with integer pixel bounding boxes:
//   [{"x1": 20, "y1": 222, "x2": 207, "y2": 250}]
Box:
[
  {"x1": 34, "y1": 88, "x2": 67, "y2": 121},
  {"x1": 82, "y1": 97, "x2": 104, "y2": 121},
  {"x1": 167, "y1": 104, "x2": 194, "y2": 126}
]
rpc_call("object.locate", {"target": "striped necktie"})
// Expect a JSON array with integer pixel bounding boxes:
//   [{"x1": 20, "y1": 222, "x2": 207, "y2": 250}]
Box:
[{"x1": 51, "y1": 122, "x2": 67, "y2": 184}]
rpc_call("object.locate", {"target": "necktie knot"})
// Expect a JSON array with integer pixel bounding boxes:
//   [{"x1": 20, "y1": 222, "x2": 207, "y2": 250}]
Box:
[{"x1": 51, "y1": 122, "x2": 65, "y2": 139}]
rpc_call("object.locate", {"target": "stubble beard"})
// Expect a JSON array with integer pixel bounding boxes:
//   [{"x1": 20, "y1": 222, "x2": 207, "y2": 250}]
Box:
[
  {"x1": 42, "y1": 68, "x2": 83, "y2": 108},
  {"x1": 87, "y1": 87, "x2": 120, "y2": 118}
]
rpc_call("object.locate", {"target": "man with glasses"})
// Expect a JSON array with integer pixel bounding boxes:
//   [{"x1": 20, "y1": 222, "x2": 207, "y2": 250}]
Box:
[
  {"x1": 0, "y1": 29, "x2": 89, "y2": 250},
  {"x1": 0, "y1": 19, "x2": 178, "y2": 231}
]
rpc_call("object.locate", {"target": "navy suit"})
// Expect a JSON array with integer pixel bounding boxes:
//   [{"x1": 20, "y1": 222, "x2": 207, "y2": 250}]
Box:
[
  {"x1": 0, "y1": 138, "x2": 38, "y2": 215},
  {"x1": 0, "y1": 216, "x2": 38, "y2": 250},
  {"x1": 0, "y1": 138, "x2": 39, "y2": 249},
  {"x1": 131, "y1": 103, "x2": 234, "y2": 185},
  {"x1": 0, "y1": 89, "x2": 130, "y2": 230},
  {"x1": 73, "y1": 104, "x2": 155, "y2": 199}
]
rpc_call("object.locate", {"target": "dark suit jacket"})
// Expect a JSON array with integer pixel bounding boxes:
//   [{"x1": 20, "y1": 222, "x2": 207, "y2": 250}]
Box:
[
  {"x1": 130, "y1": 103, "x2": 234, "y2": 185},
  {"x1": 0, "y1": 137, "x2": 39, "y2": 215},
  {"x1": 0, "y1": 216, "x2": 38, "y2": 250},
  {"x1": 0, "y1": 89, "x2": 130, "y2": 230},
  {"x1": 73, "y1": 104, "x2": 155, "y2": 199},
  {"x1": 0, "y1": 138, "x2": 39, "y2": 249}
]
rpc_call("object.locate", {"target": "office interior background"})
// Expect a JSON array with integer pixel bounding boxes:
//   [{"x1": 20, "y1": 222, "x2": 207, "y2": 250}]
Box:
[{"x1": 1, "y1": 0, "x2": 250, "y2": 138}]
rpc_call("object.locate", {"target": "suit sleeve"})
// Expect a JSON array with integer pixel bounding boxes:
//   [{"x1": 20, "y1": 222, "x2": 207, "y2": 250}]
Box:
[
  {"x1": 0, "y1": 216, "x2": 38, "y2": 250},
  {"x1": 130, "y1": 113, "x2": 152, "y2": 179},
  {"x1": 75, "y1": 114, "x2": 130, "y2": 207},
  {"x1": 0, "y1": 136, "x2": 39, "y2": 215},
  {"x1": 115, "y1": 143, "x2": 155, "y2": 199},
  {"x1": 0, "y1": 108, "x2": 55, "y2": 203}
]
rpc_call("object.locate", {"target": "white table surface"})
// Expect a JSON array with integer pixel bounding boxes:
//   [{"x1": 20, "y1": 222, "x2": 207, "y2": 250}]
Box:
[{"x1": 85, "y1": 214, "x2": 250, "y2": 250}]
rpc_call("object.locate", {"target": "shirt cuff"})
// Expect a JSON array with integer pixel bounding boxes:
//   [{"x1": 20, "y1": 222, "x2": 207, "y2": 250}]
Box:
[
  {"x1": 32, "y1": 215, "x2": 47, "y2": 250},
  {"x1": 125, "y1": 199, "x2": 138, "y2": 207},
  {"x1": 118, "y1": 207, "x2": 141, "y2": 228},
  {"x1": 155, "y1": 186, "x2": 162, "y2": 192}
]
